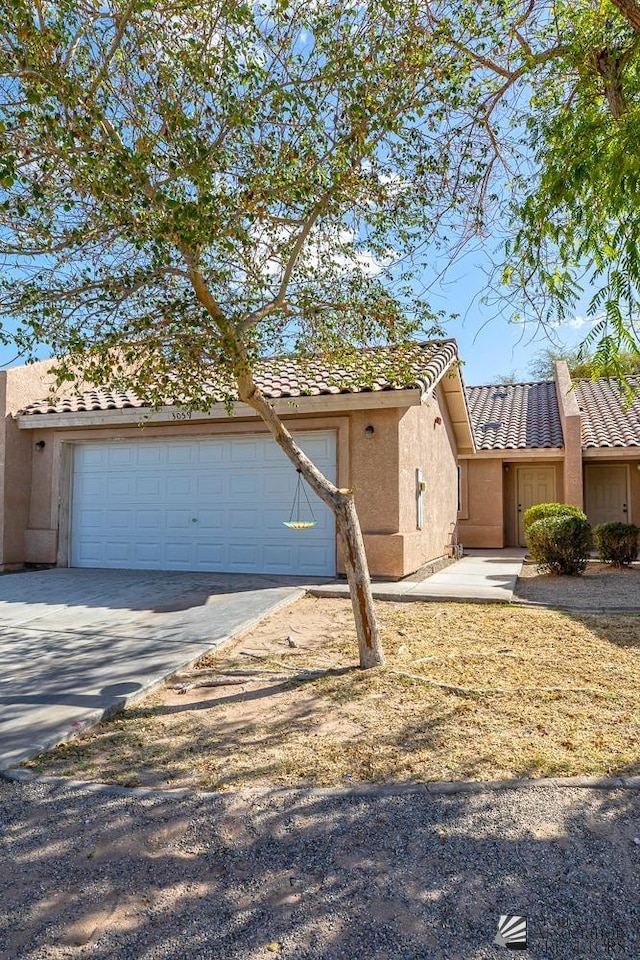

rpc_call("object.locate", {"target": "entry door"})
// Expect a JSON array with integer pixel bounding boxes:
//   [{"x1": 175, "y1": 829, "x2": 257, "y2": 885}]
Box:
[
  {"x1": 585, "y1": 464, "x2": 629, "y2": 527},
  {"x1": 516, "y1": 466, "x2": 557, "y2": 545}
]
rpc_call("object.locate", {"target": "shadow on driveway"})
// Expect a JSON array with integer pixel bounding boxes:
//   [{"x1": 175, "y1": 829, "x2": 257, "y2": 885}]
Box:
[{"x1": 0, "y1": 569, "x2": 309, "y2": 770}]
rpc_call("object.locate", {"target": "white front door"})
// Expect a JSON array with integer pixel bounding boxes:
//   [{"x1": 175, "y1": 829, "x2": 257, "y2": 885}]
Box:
[
  {"x1": 585, "y1": 464, "x2": 629, "y2": 527},
  {"x1": 71, "y1": 432, "x2": 336, "y2": 575},
  {"x1": 516, "y1": 466, "x2": 557, "y2": 545}
]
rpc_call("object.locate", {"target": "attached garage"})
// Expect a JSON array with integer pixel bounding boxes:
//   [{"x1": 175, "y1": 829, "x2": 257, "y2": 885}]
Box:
[{"x1": 70, "y1": 431, "x2": 336, "y2": 576}]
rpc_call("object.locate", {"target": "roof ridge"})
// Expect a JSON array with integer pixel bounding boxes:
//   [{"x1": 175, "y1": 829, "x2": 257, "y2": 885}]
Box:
[{"x1": 466, "y1": 380, "x2": 554, "y2": 390}]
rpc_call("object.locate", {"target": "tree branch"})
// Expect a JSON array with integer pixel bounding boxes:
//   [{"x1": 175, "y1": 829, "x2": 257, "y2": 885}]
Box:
[
  {"x1": 88, "y1": 0, "x2": 138, "y2": 97},
  {"x1": 611, "y1": 0, "x2": 640, "y2": 35}
]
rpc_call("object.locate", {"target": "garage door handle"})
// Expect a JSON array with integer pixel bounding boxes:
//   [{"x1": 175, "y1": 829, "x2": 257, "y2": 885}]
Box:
[{"x1": 191, "y1": 517, "x2": 198, "y2": 522}]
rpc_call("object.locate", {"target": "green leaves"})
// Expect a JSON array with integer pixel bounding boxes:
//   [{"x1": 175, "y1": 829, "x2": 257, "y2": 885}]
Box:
[{"x1": 0, "y1": 0, "x2": 471, "y2": 405}]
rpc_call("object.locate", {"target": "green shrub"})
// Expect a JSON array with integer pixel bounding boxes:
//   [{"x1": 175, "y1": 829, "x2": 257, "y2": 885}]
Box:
[
  {"x1": 523, "y1": 502, "x2": 587, "y2": 533},
  {"x1": 525, "y1": 515, "x2": 592, "y2": 576},
  {"x1": 593, "y1": 522, "x2": 640, "y2": 567}
]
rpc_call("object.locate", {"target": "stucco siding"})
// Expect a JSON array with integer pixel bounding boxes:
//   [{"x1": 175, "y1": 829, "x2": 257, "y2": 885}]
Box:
[
  {"x1": 457, "y1": 458, "x2": 504, "y2": 548},
  {"x1": 3, "y1": 359, "x2": 464, "y2": 578},
  {"x1": 397, "y1": 389, "x2": 459, "y2": 572}
]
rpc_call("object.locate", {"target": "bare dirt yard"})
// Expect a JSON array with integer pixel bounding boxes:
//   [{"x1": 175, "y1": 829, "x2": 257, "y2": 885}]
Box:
[
  {"x1": 516, "y1": 560, "x2": 640, "y2": 608},
  {"x1": 25, "y1": 596, "x2": 640, "y2": 791}
]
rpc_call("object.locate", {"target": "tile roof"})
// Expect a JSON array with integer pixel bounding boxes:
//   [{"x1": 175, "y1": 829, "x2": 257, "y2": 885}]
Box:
[
  {"x1": 575, "y1": 376, "x2": 640, "y2": 447},
  {"x1": 18, "y1": 339, "x2": 459, "y2": 416},
  {"x1": 465, "y1": 381, "x2": 564, "y2": 450}
]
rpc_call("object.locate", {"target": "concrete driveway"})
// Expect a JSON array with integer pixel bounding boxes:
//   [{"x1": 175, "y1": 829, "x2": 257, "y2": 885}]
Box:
[{"x1": 0, "y1": 568, "x2": 307, "y2": 771}]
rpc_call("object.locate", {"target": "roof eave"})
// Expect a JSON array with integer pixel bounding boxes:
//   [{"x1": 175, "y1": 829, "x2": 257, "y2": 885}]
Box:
[{"x1": 16, "y1": 387, "x2": 425, "y2": 429}]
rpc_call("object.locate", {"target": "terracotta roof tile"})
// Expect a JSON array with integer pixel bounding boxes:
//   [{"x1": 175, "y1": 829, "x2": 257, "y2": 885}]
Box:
[
  {"x1": 18, "y1": 340, "x2": 458, "y2": 416},
  {"x1": 575, "y1": 376, "x2": 640, "y2": 447},
  {"x1": 465, "y1": 381, "x2": 564, "y2": 450}
]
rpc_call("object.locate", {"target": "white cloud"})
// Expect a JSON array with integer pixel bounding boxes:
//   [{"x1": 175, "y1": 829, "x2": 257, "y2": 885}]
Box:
[{"x1": 555, "y1": 315, "x2": 598, "y2": 331}]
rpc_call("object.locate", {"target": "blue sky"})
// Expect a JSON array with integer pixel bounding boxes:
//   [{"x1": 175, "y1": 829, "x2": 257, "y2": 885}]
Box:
[
  {"x1": 0, "y1": 242, "x2": 595, "y2": 387},
  {"x1": 0, "y1": 270, "x2": 593, "y2": 388},
  {"x1": 431, "y1": 255, "x2": 594, "y2": 386}
]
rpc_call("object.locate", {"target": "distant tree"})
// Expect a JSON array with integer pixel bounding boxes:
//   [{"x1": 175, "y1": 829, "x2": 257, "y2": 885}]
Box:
[
  {"x1": 494, "y1": 369, "x2": 521, "y2": 385},
  {"x1": 529, "y1": 344, "x2": 640, "y2": 380}
]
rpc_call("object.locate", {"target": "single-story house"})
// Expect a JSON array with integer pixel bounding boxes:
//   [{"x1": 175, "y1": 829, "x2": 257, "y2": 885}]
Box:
[
  {"x1": 2, "y1": 341, "x2": 639, "y2": 578},
  {"x1": 0, "y1": 340, "x2": 474, "y2": 579},
  {"x1": 459, "y1": 361, "x2": 640, "y2": 547}
]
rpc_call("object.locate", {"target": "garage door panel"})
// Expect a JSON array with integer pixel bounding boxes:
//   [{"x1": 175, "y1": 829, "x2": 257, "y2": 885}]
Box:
[
  {"x1": 135, "y1": 477, "x2": 161, "y2": 497},
  {"x1": 107, "y1": 477, "x2": 133, "y2": 498},
  {"x1": 263, "y1": 473, "x2": 294, "y2": 497},
  {"x1": 105, "y1": 541, "x2": 132, "y2": 563},
  {"x1": 71, "y1": 432, "x2": 336, "y2": 575},
  {"x1": 74, "y1": 539, "x2": 103, "y2": 564},
  {"x1": 230, "y1": 440, "x2": 259, "y2": 462},
  {"x1": 136, "y1": 445, "x2": 163, "y2": 466},
  {"x1": 196, "y1": 443, "x2": 225, "y2": 464},
  {"x1": 166, "y1": 444, "x2": 194, "y2": 464},
  {"x1": 76, "y1": 477, "x2": 104, "y2": 498},
  {"x1": 166, "y1": 509, "x2": 194, "y2": 530},
  {"x1": 109, "y1": 447, "x2": 134, "y2": 467},
  {"x1": 106, "y1": 509, "x2": 132, "y2": 529},
  {"x1": 136, "y1": 509, "x2": 163, "y2": 529},
  {"x1": 195, "y1": 542, "x2": 225, "y2": 565},
  {"x1": 196, "y1": 475, "x2": 225, "y2": 496},
  {"x1": 197, "y1": 510, "x2": 225, "y2": 530},
  {"x1": 165, "y1": 476, "x2": 192, "y2": 497}
]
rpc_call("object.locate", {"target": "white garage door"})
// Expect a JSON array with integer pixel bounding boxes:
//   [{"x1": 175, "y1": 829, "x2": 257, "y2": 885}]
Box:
[{"x1": 71, "y1": 432, "x2": 336, "y2": 575}]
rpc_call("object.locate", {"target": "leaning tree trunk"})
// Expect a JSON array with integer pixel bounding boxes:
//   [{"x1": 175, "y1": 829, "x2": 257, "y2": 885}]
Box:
[{"x1": 236, "y1": 370, "x2": 384, "y2": 669}]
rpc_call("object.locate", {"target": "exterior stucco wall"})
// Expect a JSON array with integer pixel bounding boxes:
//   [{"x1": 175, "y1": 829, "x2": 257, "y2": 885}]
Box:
[
  {"x1": 9, "y1": 388, "x2": 461, "y2": 578},
  {"x1": 0, "y1": 361, "x2": 56, "y2": 567},
  {"x1": 457, "y1": 458, "x2": 504, "y2": 548},
  {"x1": 554, "y1": 362, "x2": 582, "y2": 508},
  {"x1": 400, "y1": 388, "x2": 459, "y2": 571}
]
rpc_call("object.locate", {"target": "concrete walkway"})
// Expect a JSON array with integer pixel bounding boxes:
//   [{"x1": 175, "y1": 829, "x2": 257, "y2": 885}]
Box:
[
  {"x1": 310, "y1": 549, "x2": 526, "y2": 603},
  {"x1": 0, "y1": 568, "x2": 306, "y2": 771}
]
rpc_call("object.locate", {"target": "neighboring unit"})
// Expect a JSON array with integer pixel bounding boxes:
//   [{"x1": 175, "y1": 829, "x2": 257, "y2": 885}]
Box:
[{"x1": 459, "y1": 362, "x2": 640, "y2": 547}]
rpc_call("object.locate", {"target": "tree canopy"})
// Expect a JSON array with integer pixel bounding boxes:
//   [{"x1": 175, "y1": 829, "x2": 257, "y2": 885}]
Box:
[
  {"x1": 529, "y1": 344, "x2": 640, "y2": 380},
  {"x1": 427, "y1": 1, "x2": 640, "y2": 377},
  {"x1": 0, "y1": 0, "x2": 474, "y2": 400}
]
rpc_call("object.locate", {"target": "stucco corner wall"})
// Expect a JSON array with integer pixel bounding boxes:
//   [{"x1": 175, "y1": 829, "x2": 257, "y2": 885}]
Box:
[
  {"x1": 554, "y1": 361, "x2": 582, "y2": 508},
  {"x1": 0, "y1": 361, "x2": 58, "y2": 567},
  {"x1": 387, "y1": 388, "x2": 459, "y2": 577},
  {"x1": 457, "y1": 458, "x2": 504, "y2": 548}
]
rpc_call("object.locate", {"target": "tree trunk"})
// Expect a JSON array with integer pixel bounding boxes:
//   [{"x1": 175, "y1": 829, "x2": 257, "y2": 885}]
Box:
[
  {"x1": 334, "y1": 495, "x2": 385, "y2": 668},
  {"x1": 611, "y1": 0, "x2": 640, "y2": 35},
  {"x1": 235, "y1": 369, "x2": 385, "y2": 669}
]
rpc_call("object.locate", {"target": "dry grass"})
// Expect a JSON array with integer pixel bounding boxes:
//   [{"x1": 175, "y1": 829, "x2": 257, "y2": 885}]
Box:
[{"x1": 25, "y1": 598, "x2": 640, "y2": 790}]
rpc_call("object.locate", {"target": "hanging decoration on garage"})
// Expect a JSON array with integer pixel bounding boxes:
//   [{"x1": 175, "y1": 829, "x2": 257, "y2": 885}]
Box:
[{"x1": 283, "y1": 469, "x2": 317, "y2": 529}]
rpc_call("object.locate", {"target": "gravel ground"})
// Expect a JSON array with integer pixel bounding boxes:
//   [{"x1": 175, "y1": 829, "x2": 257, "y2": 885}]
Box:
[
  {"x1": 1, "y1": 778, "x2": 638, "y2": 959},
  {"x1": 516, "y1": 561, "x2": 640, "y2": 608}
]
